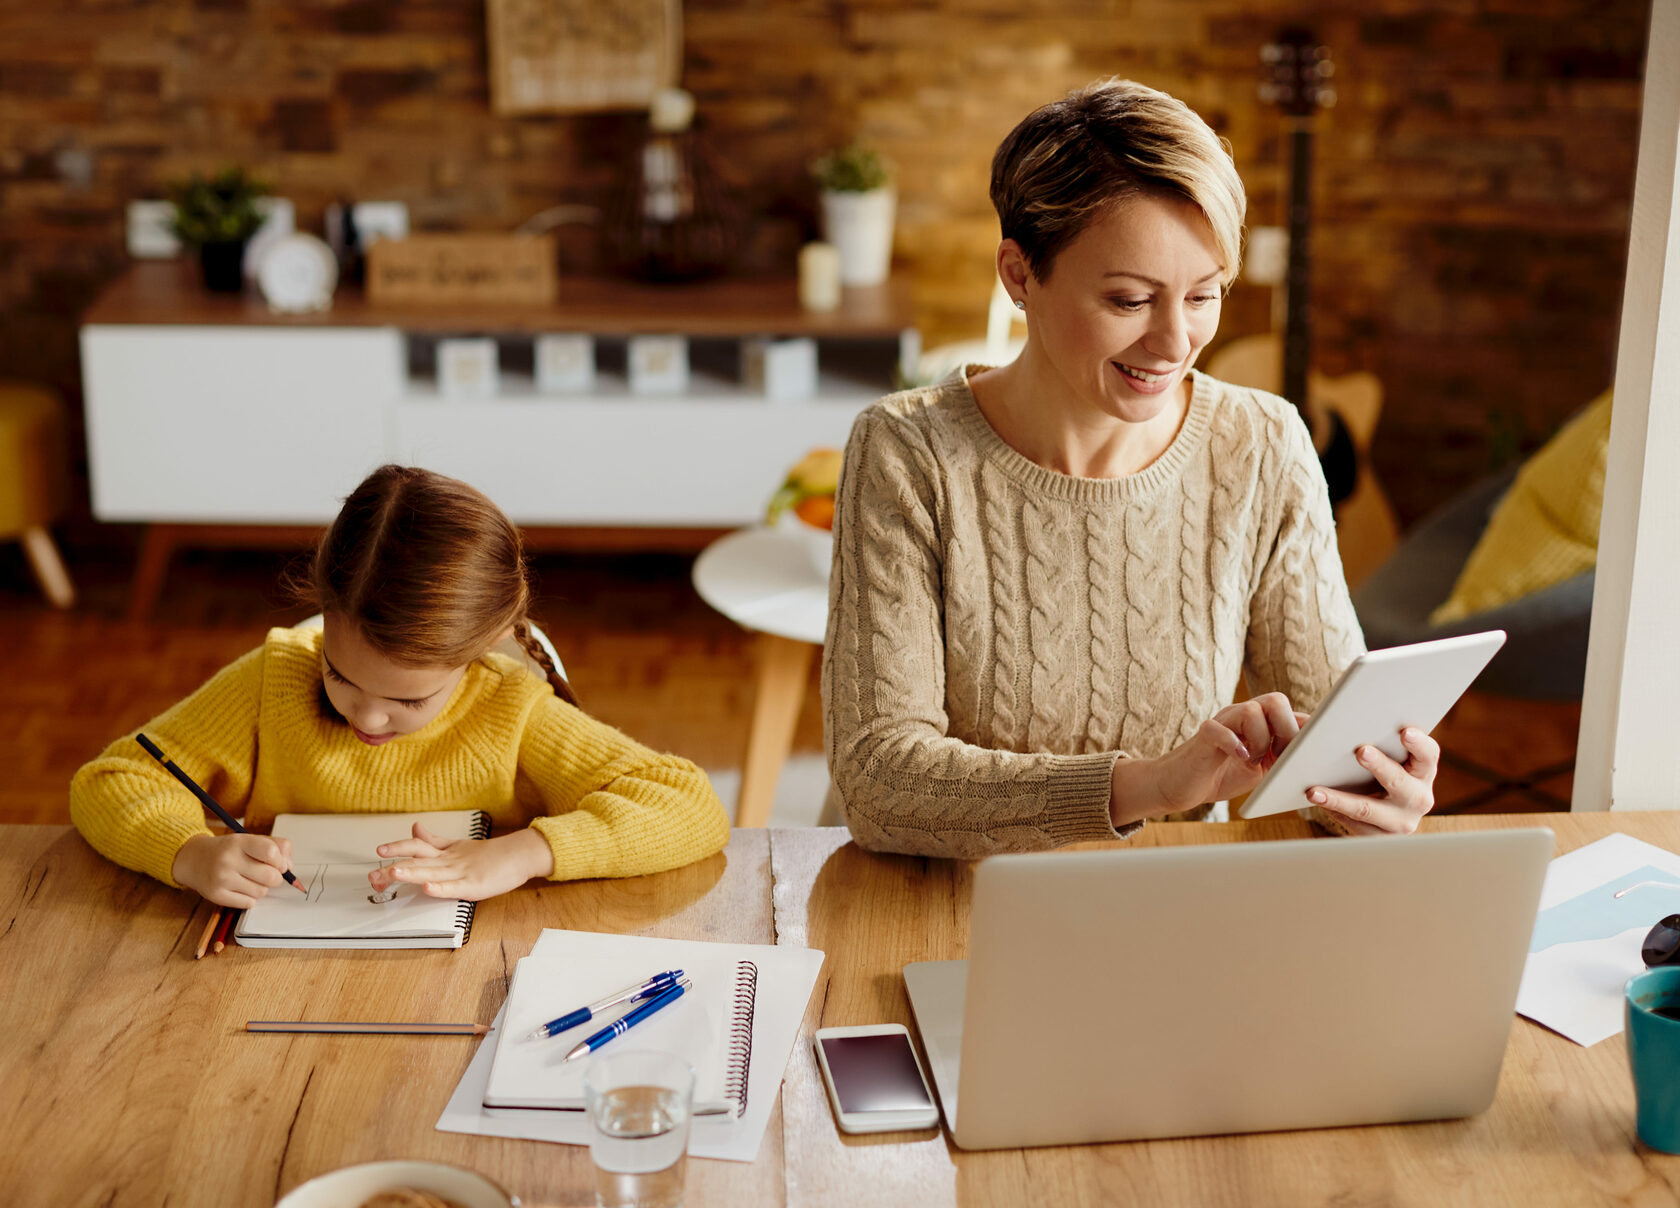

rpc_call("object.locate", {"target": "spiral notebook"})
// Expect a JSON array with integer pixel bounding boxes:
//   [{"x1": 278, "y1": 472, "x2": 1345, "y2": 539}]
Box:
[
  {"x1": 233, "y1": 810, "x2": 488, "y2": 949},
  {"x1": 483, "y1": 953, "x2": 759, "y2": 1118}
]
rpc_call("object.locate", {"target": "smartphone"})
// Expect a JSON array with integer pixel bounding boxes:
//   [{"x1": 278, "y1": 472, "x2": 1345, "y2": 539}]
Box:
[{"x1": 813, "y1": 1023, "x2": 940, "y2": 1134}]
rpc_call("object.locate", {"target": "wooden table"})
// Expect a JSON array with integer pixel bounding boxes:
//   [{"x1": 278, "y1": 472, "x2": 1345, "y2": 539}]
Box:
[{"x1": 6, "y1": 815, "x2": 1680, "y2": 1207}]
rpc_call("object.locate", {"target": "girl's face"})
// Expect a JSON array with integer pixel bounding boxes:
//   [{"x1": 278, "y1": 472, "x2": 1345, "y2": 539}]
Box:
[
  {"x1": 319, "y1": 613, "x2": 469, "y2": 746},
  {"x1": 1016, "y1": 192, "x2": 1225, "y2": 424}
]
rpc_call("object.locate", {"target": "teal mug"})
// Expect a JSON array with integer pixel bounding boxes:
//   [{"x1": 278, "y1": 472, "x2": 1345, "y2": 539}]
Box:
[{"x1": 1625, "y1": 966, "x2": 1680, "y2": 1152}]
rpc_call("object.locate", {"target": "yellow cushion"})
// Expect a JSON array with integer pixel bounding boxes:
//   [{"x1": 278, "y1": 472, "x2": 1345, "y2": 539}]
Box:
[
  {"x1": 1431, "y1": 389, "x2": 1611, "y2": 625},
  {"x1": 0, "y1": 384, "x2": 68, "y2": 536}
]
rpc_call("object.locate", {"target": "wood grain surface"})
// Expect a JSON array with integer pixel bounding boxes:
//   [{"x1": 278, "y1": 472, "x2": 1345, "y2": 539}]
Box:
[
  {"x1": 769, "y1": 814, "x2": 1680, "y2": 1208},
  {"x1": 0, "y1": 828, "x2": 775, "y2": 1208},
  {"x1": 7, "y1": 817, "x2": 1680, "y2": 1206},
  {"x1": 82, "y1": 262, "x2": 915, "y2": 338}
]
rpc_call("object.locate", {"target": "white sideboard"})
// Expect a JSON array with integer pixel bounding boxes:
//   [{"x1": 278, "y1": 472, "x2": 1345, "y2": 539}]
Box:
[{"x1": 80, "y1": 265, "x2": 917, "y2": 529}]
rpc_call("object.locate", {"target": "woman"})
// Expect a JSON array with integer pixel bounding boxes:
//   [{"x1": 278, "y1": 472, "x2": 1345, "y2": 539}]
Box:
[{"x1": 822, "y1": 78, "x2": 1438, "y2": 856}]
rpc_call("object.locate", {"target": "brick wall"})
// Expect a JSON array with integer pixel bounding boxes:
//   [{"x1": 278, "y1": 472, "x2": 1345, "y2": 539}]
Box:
[{"x1": 0, "y1": 0, "x2": 1651, "y2": 525}]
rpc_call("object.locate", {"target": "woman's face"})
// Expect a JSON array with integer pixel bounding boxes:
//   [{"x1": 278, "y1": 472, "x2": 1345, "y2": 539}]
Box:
[
  {"x1": 319, "y1": 613, "x2": 468, "y2": 746},
  {"x1": 1018, "y1": 193, "x2": 1225, "y2": 424}
]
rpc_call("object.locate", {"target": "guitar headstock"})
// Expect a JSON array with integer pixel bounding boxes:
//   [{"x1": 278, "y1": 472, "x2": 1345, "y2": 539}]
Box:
[{"x1": 1260, "y1": 27, "x2": 1336, "y2": 116}]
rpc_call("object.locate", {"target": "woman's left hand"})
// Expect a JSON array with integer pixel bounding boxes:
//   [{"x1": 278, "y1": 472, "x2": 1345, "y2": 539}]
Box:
[
  {"x1": 1306, "y1": 727, "x2": 1441, "y2": 835},
  {"x1": 369, "y1": 823, "x2": 555, "y2": 901}
]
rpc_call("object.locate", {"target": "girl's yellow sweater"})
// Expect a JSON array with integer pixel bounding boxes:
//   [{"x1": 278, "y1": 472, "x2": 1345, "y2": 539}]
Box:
[{"x1": 70, "y1": 625, "x2": 731, "y2": 888}]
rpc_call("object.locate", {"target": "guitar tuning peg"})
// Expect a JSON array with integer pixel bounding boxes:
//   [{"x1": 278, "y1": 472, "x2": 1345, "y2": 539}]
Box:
[
  {"x1": 1258, "y1": 83, "x2": 1279, "y2": 103},
  {"x1": 1260, "y1": 44, "x2": 1283, "y2": 62},
  {"x1": 1316, "y1": 86, "x2": 1337, "y2": 108},
  {"x1": 1315, "y1": 60, "x2": 1336, "y2": 79}
]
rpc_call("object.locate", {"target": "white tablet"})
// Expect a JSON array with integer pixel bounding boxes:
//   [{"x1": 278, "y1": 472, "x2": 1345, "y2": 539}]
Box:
[{"x1": 1236, "y1": 630, "x2": 1507, "y2": 820}]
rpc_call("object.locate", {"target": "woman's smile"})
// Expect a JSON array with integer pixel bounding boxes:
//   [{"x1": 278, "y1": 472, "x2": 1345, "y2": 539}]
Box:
[{"x1": 1113, "y1": 360, "x2": 1180, "y2": 394}]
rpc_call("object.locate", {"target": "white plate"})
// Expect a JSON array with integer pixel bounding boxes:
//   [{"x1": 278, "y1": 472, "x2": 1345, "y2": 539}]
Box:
[
  {"x1": 257, "y1": 232, "x2": 338, "y2": 314},
  {"x1": 274, "y1": 1160, "x2": 519, "y2": 1208}
]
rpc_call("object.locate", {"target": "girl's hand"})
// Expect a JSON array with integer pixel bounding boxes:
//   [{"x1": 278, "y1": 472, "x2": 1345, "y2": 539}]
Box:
[
  {"x1": 1113, "y1": 693, "x2": 1307, "y2": 827},
  {"x1": 1307, "y1": 727, "x2": 1441, "y2": 835},
  {"x1": 370, "y1": 822, "x2": 555, "y2": 901},
  {"x1": 173, "y1": 832, "x2": 296, "y2": 908}
]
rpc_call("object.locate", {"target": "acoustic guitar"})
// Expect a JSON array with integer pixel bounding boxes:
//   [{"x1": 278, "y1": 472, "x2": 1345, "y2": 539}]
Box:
[{"x1": 1207, "y1": 27, "x2": 1399, "y2": 591}]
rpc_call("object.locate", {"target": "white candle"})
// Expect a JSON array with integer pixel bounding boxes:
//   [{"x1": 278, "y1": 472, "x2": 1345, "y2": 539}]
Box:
[{"x1": 799, "y1": 241, "x2": 841, "y2": 312}]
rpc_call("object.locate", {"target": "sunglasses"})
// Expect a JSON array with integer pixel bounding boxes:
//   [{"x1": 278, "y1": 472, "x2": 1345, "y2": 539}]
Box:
[{"x1": 1610, "y1": 882, "x2": 1680, "y2": 967}]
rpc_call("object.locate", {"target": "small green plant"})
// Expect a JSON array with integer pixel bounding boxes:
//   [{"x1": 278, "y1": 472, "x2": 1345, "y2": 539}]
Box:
[
  {"x1": 167, "y1": 166, "x2": 271, "y2": 246},
  {"x1": 811, "y1": 144, "x2": 891, "y2": 193}
]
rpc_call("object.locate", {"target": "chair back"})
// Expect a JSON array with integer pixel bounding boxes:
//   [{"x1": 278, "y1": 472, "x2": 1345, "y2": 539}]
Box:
[
  {"x1": 293, "y1": 613, "x2": 566, "y2": 682},
  {"x1": 907, "y1": 277, "x2": 1029, "y2": 386}
]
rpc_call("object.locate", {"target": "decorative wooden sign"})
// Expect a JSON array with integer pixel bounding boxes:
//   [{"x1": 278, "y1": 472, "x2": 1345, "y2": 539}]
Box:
[
  {"x1": 486, "y1": 0, "x2": 682, "y2": 115},
  {"x1": 365, "y1": 235, "x2": 558, "y2": 306}
]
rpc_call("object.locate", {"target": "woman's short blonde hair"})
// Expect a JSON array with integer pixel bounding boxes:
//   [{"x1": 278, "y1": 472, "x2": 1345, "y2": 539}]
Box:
[{"x1": 990, "y1": 78, "x2": 1247, "y2": 287}]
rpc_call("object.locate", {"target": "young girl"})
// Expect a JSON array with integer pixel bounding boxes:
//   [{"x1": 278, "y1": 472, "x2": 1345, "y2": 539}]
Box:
[{"x1": 70, "y1": 464, "x2": 731, "y2": 907}]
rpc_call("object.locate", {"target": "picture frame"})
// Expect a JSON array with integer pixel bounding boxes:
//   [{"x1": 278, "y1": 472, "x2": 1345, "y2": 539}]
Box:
[
  {"x1": 741, "y1": 337, "x2": 819, "y2": 403},
  {"x1": 486, "y1": 0, "x2": 682, "y2": 115},
  {"x1": 627, "y1": 335, "x2": 689, "y2": 395},
  {"x1": 437, "y1": 338, "x2": 501, "y2": 400},
  {"x1": 536, "y1": 333, "x2": 596, "y2": 393}
]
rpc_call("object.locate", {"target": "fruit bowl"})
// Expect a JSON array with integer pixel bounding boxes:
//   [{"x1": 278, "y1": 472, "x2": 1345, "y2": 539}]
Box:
[{"x1": 766, "y1": 448, "x2": 840, "y2": 581}]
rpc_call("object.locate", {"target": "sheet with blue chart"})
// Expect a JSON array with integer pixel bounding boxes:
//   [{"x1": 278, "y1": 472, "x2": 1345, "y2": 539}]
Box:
[{"x1": 1515, "y1": 834, "x2": 1680, "y2": 1046}]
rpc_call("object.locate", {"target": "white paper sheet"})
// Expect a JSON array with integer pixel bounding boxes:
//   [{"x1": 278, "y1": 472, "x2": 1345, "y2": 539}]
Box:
[
  {"x1": 436, "y1": 928, "x2": 824, "y2": 1162},
  {"x1": 1515, "y1": 833, "x2": 1680, "y2": 1046}
]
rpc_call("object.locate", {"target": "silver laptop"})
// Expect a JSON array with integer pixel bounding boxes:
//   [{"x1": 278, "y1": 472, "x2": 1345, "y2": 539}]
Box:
[{"x1": 903, "y1": 829, "x2": 1553, "y2": 1150}]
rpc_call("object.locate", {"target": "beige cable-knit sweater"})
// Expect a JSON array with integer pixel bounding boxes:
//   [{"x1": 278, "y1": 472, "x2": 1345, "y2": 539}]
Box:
[{"x1": 822, "y1": 368, "x2": 1366, "y2": 857}]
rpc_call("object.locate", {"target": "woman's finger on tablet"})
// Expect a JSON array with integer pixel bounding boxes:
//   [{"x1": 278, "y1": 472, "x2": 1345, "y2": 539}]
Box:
[
  {"x1": 1251, "y1": 692, "x2": 1300, "y2": 752},
  {"x1": 1355, "y1": 744, "x2": 1415, "y2": 800},
  {"x1": 1400, "y1": 727, "x2": 1441, "y2": 779},
  {"x1": 1307, "y1": 788, "x2": 1420, "y2": 835}
]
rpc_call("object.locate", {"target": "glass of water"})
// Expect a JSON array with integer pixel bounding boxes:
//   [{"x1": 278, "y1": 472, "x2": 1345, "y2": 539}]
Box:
[{"x1": 583, "y1": 1049, "x2": 695, "y2": 1208}]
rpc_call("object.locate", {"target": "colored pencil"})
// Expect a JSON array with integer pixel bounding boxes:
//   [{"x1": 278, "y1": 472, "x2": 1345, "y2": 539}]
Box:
[
  {"x1": 210, "y1": 906, "x2": 237, "y2": 954},
  {"x1": 245, "y1": 1021, "x2": 490, "y2": 1036},
  {"x1": 193, "y1": 909, "x2": 220, "y2": 960},
  {"x1": 135, "y1": 733, "x2": 307, "y2": 894}
]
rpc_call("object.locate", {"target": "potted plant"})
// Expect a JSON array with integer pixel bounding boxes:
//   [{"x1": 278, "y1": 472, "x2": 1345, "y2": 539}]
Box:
[
  {"x1": 811, "y1": 144, "x2": 895, "y2": 287},
  {"x1": 168, "y1": 167, "x2": 271, "y2": 293}
]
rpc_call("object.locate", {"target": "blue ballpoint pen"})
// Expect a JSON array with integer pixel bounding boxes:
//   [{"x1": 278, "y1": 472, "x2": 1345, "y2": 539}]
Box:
[
  {"x1": 562, "y1": 977, "x2": 693, "y2": 1062},
  {"x1": 525, "y1": 970, "x2": 684, "y2": 1040}
]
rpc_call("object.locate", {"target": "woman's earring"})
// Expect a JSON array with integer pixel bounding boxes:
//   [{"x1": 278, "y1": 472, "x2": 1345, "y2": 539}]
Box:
[{"x1": 1013, "y1": 299, "x2": 1026, "y2": 311}]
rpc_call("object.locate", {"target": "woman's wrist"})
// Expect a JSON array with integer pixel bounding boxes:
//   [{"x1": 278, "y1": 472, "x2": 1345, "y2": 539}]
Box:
[{"x1": 1109, "y1": 755, "x2": 1168, "y2": 830}]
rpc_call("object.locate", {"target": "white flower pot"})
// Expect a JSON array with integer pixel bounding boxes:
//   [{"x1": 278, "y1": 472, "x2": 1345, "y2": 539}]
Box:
[{"x1": 820, "y1": 188, "x2": 896, "y2": 286}]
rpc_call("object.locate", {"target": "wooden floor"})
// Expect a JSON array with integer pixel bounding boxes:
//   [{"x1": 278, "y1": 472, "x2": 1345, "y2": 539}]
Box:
[{"x1": 0, "y1": 537, "x2": 1576, "y2": 826}]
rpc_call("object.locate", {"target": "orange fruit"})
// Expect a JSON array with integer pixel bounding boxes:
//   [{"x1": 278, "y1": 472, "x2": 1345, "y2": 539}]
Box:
[{"x1": 793, "y1": 495, "x2": 835, "y2": 531}]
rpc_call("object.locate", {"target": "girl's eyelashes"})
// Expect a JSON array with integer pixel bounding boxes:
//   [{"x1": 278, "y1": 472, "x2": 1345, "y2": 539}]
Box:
[{"x1": 323, "y1": 663, "x2": 433, "y2": 709}]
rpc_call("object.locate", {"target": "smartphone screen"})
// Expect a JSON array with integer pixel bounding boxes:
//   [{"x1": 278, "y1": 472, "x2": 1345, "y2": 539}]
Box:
[{"x1": 819, "y1": 1033, "x2": 933, "y2": 1113}]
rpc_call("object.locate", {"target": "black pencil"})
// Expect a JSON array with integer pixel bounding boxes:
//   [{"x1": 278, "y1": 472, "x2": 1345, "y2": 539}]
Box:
[{"x1": 135, "y1": 732, "x2": 308, "y2": 894}]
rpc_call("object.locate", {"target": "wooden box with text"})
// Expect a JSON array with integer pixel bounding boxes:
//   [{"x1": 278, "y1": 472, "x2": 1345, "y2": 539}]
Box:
[{"x1": 366, "y1": 234, "x2": 558, "y2": 307}]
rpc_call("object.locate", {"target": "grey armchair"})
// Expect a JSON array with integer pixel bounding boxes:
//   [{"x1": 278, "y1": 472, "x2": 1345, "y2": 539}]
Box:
[{"x1": 1352, "y1": 464, "x2": 1593, "y2": 809}]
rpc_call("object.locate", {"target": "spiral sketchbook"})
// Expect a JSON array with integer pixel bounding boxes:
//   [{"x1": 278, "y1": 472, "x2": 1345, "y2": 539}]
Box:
[
  {"x1": 483, "y1": 953, "x2": 758, "y2": 1118},
  {"x1": 233, "y1": 810, "x2": 489, "y2": 949}
]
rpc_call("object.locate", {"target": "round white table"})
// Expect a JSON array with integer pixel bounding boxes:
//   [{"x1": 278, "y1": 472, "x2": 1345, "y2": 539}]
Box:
[{"x1": 692, "y1": 526, "x2": 831, "y2": 827}]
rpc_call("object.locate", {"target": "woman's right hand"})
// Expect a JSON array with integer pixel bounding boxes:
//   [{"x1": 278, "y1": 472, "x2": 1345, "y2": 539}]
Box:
[
  {"x1": 1111, "y1": 693, "x2": 1308, "y2": 827},
  {"x1": 172, "y1": 832, "x2": 296, "y2": 907}
]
